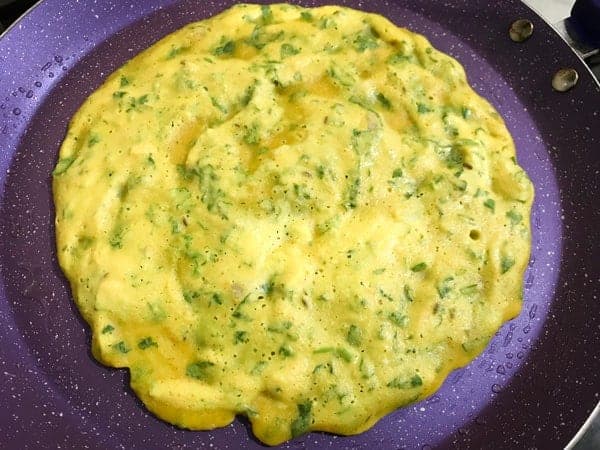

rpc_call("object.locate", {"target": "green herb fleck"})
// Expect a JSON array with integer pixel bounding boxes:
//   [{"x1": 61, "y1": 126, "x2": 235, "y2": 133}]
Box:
[
  {"x1": 251, "y1": 361, "x2": 267, "y2": 375},
  {"x1": 88, "y1": 134, "x2": 100, "y2": 147},
  {"x1": 387, "y1": 374, "x2": 423, "y2": 389},
  {"x1": 210, "y1": 96, "x2": 228, "y2": 114},
  {"x1": 290, "y1": 401, "x2": 312, "y2": 438},
  {"x1": 52, "y1": 157, "x2": 75, "y2": 176},
  {"x1": 388, "y1": 52, "x2": 412, "y2": 64},
  {"x1": 112, "y1": 341, "x2": 130, "y2": 354},
  {"x1": 101, "y1": 324, "x2": 114, "y2": 334},
  {"x1": 166, "y1": 46, "x2": 185, "y2": 59},
  {"x1": 417, "y1": 103, "x2": 433, "y2": 114},
  {"x1": 279, "y1": 344, "x2": 294, "y2": 357},
  {"x1": 461, "y1": 107, "x2": 472, "y2": 119},
  {"x1": 437, "y1": 276, "x2": 454, "y2": 299},
  {"x1": 213, "y1": 39, "x2": 236, "y2": 56},
  {"x1": 353, "y1": 26, "x2": 379, "y2": 52},
  {"x1": 411, "y1": 262, "x2": 427, "y2": 272},
  {"x1": 376, "y1": 92, "x2": 392, "y2": 110},
  {"x1": 186, "y1": 360, "x2": 215, "y2": 381},
  {"x1": 243, "y1": 123, "x2": 260, "y2": 145},
  {"x1": 506, "y1": 210, "x2": 523, "y2": 225},
  {"x1": 359, "y1": 358, "x2": 375, "y2": 379},
  {"x1": 120, "y1": 75, "x2": 130, "y2": 87},
  {"x1": 459, "y1": 284, "x2": 479, "y2": 296},
  {"x1": 483, "y1": 198, "x2": 496, "y2": 212},
  {"x1": 234, "y1": 330, "x2": 249, "y2": 344},
  {"x1": 379, "y1": 288, "x2": 394, "y2": 302},
  {"x1": 388, "y1": 312, "x2": 408, "y2": 327},
  {"x1": 240, "y1": 83, "x2": 256, "y2": 107},
  {"x1": 403, "y1": 284, "x2": 414, "y2": 302},
  {"x1": 346, "y1": 325, "x2": 362, "y2": 347},
  {"x1": 280, "y1": 43, "x2": 300, "y2": 58},
  {"x1": 211, "y1": 292, "x2": 223, "y2": 305},
  {"x1": 108, "y1": 225, "x2": 124, "y2": 249},
  {"x1": 445, "y1": 145, "x2": 464, "y2": 170},
  {"x1": 392, "y1": 168, "x2": 403, "y2": 178},
  {"x1": 335, "y1": 347, "x2": 353, "y2": 362},
  {"x1": 315, "y1": 165, "x2": 327, "y2": 179},
  {"x1": 267, "y1": 321, "x2": 293, "y2": 333},
  {"x1": 501, "y1": 255, "x2": 515, "y2": 274},
  {"x1": 344, "y1": 176, "x2": 360, "y2": 209},
  {"x1": 261, "y1": 5, "x2": 273, "y2": 24},
  {"x1": 300, "y1": 11, "x2": 313, "y2": 22},
  {"x1": 138, "y1": 337, "x2": 158, "y2": 350}
]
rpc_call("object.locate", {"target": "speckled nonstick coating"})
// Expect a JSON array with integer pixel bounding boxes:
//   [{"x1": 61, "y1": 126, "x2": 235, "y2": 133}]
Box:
[{"x1": 0, "y1": 1, "x2": 598, "y2": 448}]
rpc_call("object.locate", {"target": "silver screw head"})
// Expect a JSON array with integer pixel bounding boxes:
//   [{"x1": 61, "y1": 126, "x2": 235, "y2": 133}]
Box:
[
  {"x1": 552, "y1": 68, "x2": 579, "y2": 92},
  {"x1": 509, "y1": 19, "x2": 534, "y2": 42}
]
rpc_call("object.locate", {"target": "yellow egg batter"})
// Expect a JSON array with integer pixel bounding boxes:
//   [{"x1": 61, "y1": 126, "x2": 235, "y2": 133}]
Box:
[{"x1": 52, "y1": 3, "x2": 533, "y2": 445}]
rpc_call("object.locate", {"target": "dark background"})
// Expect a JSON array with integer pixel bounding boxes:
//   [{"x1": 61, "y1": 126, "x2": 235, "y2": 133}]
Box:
[{"x1": 0, "y1": 0, "x2": 38, "y2": 31}]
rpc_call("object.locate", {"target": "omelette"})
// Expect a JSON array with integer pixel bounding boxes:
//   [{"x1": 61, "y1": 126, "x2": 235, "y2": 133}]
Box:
[{"x1": 52, "y1": 4, "x2": 534, "y2": 446}]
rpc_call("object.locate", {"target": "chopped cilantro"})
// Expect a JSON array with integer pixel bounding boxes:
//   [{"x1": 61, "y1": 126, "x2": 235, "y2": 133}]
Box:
[
  {"x1": 506, "y1": 210, "x2": 523, "y2": 225},
  {"x1": 403, "y1": 284, "x2": 414, "y2": 302},
  {"x1": 501, "y1": 256, "x2": 515, "y2": 274},
  {"x1": 437, "y1": 276, "x2": 454, "y2": 299},
  {"x1": 411, "y1": 262, "x2": 427, "y2": 272},
  {"x1": 88, "y1": 133, "x2": 100, "y2": 147},
  {"x1": 353, "y1": 26, "x2": 379, "y2": 52},
  {"x1": 344, "y1": 176, "x2": 360, "y2": 209},
  {"x1": 279, "y1": 344, "x2": 293, "y2": 357},
  {"x1": 336, "y1": 347, "x2": 353, "y2": 362},
  {"x1": 234, "y1": 330, "x2": 249, "y2": 344},
  {"x1": 138, "y1": 337, "x2": 158, "y2": 350},
  {"x1": 243, "y1": 123, "x2": 260, "y2": 145},
  {"x1": 260, "y1": 5, "x2": 273, "y2": 24},
  {"x1": 211, "y1": 292, "x2": 223, "y2": 305},
  {"x1": 213, "y1": 39, "x2": 236, "y2": 56},
  {"x1": 388, "y1": 52, "x2": 412, "y2": 64},
  {"x1": 240, "y1": 83, "x2": 256, "y2": 107},
  {"x1": 387, "y1": 374, "x2": 423, "y2": 389},
  {"x1": 101, "y1": 324, "x2": 114, "y2": 334},
  {"x1": 52, "y1": 157, "x2": 75, "y2": 176},
  {"x1": 166, "y1": 46, "x2": 185, "y2": 59},
  {"x1": 484, "y1": 198, "x2": 496, "y2": 212},
  {"x1": 300, "y1": 11, "x2": 313, "y2": 22},
  {"x1": 210, "y1": 96, "x2": 228, "y2": 114},
  {"x1": 250, "y1": 361, "x2": 267, "y2": 375},
  {"x1": 459, "y1": 284, "x2": 479, "y2": 296},
  {"x1": 388, "y1": 312, "x2": 408, "y2": 327},
  {"x1": 444, "y1": 145, "x2": 464, "y2": 170},
  {"x1": 417, "y1": 103, "x2": 433, "y2": 114},
  {"x1": 280, "y1": 43, "x2": 300, "y2": 58},
  {"x1": 112, "y1": 341, "x2": 130, "y2": 354},
  {"x1": 376, "y1": 92, "x2": 392, "y2": 110},
  {"x1": 186, "y1": 360, "x2": 215, "y2": 380},
  {"x1": 290, "y1": 401, "x2": 312, "y2": 438},
  {"x1": 346, "y1": 325, "x2": 362, "y2": 347}
]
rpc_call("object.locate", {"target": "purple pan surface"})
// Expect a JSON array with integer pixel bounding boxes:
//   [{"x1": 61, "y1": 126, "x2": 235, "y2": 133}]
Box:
[{"x1": 0, "y1": 0, "x2": 599, "y2": 448}]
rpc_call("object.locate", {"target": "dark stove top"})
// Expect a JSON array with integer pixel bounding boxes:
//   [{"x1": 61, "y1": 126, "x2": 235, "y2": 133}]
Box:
[{"x1": 0, "y1": 0, "x2": 37, "y2": 31}]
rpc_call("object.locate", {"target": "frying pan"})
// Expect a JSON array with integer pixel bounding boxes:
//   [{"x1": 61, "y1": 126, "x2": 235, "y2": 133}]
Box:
[{"x1": 0, "y1": 0, "x2": 599, "y2": 448}]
